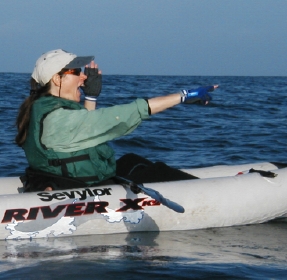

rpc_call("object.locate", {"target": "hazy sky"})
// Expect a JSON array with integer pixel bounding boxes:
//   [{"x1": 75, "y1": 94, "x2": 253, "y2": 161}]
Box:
[{"x1": 0, "y1": 0, "x2": 286, "y2": 76}]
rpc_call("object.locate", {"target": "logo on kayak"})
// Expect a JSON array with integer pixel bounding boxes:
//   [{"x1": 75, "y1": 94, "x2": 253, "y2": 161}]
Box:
[
  {"x1": 37, "y1": 187, "x2": 112, "y2": 202},
  {"x1": 2, "y1": 196, "x2": 161, "y2": 239}
]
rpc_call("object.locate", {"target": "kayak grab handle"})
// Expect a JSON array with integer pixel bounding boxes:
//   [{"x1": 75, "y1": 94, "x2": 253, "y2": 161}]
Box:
[{"x1": 249, "y1": 168, "x2": 277, "y2": 178}]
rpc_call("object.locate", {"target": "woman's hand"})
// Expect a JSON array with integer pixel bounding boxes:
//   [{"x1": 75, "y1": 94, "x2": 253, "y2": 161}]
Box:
[
  {"x1": 147, "y1": 85, "x2": 219, "y2": 115},
  {"x1": 181, "y1": 85, "x2": 219, "y2": 105},
  {"x1": 82, "y1": 61, "x2": 102, "y2": 110},
  {"x1": 81, "y1": 60, "x2": 102, "y2": 102}
]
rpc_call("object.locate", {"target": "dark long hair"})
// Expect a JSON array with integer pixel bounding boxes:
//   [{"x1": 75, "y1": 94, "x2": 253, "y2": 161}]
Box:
[{"x1": 15, "y1": 78, "x2": 52, "y2": 147}]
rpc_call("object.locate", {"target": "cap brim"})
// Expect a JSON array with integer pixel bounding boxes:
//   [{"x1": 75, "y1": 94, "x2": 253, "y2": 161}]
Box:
[{"x1": 64, "y1": 56, "x2": 95, "y2": 69}]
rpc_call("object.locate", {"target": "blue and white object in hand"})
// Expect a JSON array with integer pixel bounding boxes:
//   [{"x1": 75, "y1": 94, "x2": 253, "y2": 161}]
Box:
[{"x1": 181, "y1": 86, "x2": 215, "y2": 105}]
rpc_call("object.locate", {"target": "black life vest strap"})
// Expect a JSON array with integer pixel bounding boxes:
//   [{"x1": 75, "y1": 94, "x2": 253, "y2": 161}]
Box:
[
  {"x1": 48, "y1": 154, "x2": 99, "y2": 181},
  {"x1": 23, "y1": 167, "x2": 92, "y2": 192}
]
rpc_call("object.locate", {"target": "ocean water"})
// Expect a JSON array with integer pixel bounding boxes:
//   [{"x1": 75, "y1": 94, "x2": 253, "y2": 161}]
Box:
[{"x1": 0, "y1": 74, "x2": 286, "y2": 279}]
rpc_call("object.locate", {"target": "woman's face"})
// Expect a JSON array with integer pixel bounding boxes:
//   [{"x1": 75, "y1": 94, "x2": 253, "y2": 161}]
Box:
[{"x1": 58, "y1": 69, "x2": 87, "y2": 102}]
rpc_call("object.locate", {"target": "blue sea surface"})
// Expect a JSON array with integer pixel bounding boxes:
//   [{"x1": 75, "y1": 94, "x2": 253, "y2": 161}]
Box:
[{"x1": 0, "y1": 74, "x2": 286, "y2": 279}]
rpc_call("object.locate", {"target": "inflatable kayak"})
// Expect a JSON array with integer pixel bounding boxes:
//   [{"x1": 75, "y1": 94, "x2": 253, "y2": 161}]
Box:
[{"x1": 0, "y1": 162, "x2": 286, "y2": 240}]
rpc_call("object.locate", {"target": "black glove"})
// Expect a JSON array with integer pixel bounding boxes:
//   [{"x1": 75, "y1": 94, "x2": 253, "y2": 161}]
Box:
[{"x1": 80, "y1": 67, "x2": 102, "y2": 101}]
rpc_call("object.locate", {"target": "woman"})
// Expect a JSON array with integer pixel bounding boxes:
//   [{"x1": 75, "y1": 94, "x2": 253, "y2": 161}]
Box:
[{"x1": 16, "y1": 49, "x2": 218, "y2": 191}]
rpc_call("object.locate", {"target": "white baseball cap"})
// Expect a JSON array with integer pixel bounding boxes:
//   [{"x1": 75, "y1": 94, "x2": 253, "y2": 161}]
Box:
[{"x1": 32, "y1": 49, "x2": 94, "y2": 86}]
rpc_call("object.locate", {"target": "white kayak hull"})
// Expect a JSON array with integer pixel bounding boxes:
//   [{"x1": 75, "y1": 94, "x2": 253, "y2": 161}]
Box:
[{"x1": 0, "y1": 162, "x2": 286, "y2": 240}]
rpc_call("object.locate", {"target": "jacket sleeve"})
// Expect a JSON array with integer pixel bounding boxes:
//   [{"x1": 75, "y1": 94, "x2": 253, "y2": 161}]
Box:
[{"x1": 41, "y1": 99, "x2": 150, "y2": 152}]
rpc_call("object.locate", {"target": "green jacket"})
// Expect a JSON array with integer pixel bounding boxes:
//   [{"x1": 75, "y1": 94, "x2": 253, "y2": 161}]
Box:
[{"x1": 23, "y1": 95, "x2": 149, "y2": 184}]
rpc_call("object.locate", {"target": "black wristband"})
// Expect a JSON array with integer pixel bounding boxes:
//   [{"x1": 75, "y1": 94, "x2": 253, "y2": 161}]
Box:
[{"x1": 144, "y1": 99, "x2": 151, "y2": 115}]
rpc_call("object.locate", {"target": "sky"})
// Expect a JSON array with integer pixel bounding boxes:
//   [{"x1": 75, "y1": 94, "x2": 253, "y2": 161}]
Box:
[{"x1": 0, "y1": 0, "x2": 286, "y2": 76}]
